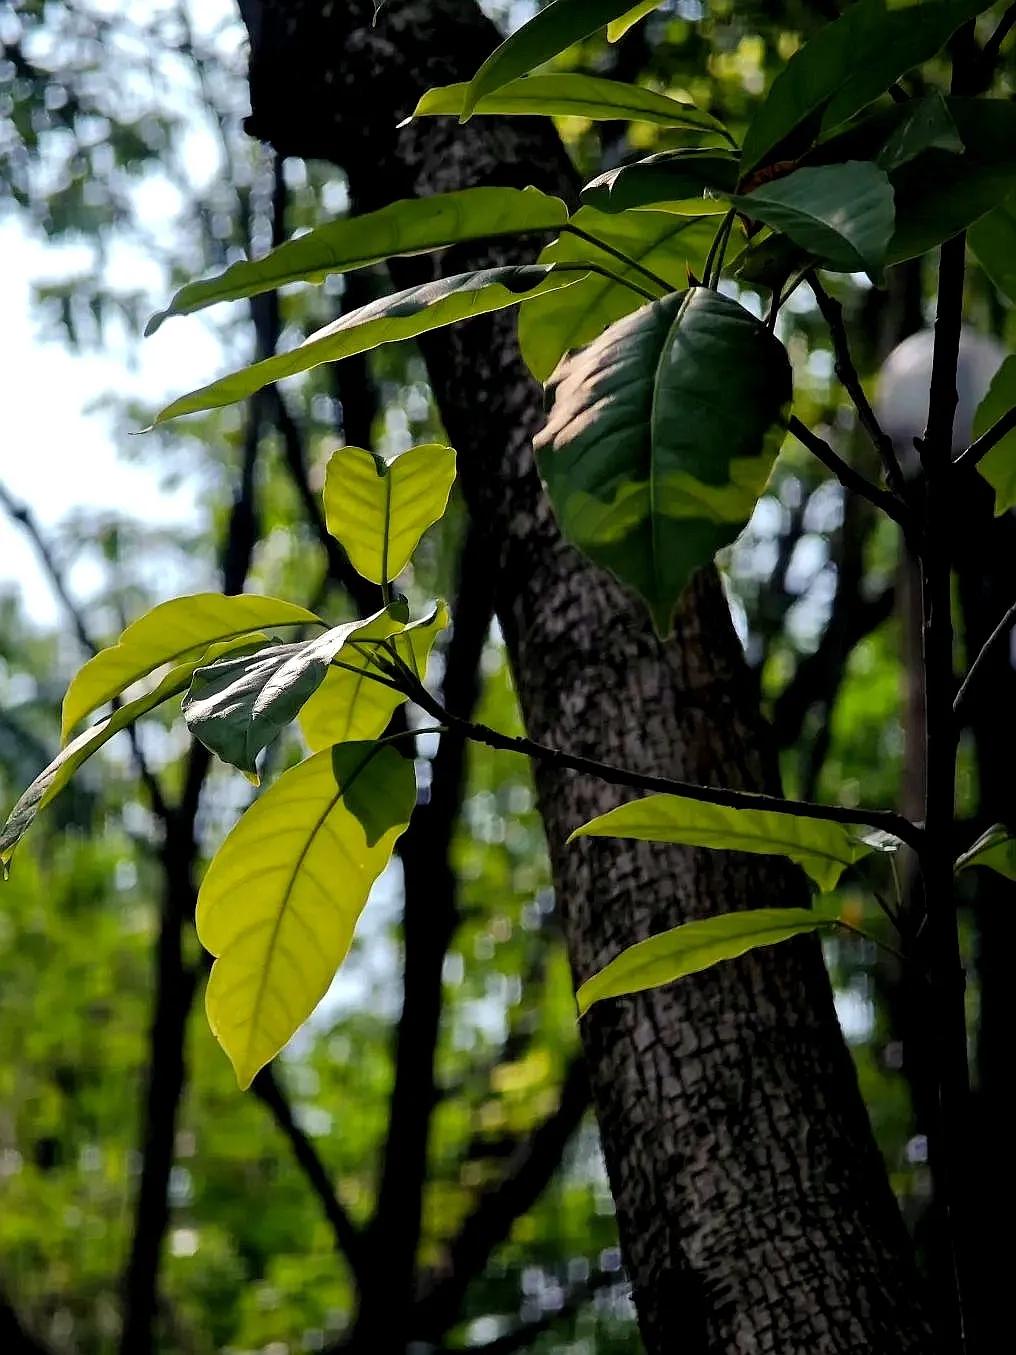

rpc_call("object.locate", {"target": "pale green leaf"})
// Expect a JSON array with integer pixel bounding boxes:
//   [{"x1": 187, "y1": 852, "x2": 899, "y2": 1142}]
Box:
[
  {"x1": 61, "y1": 594, "x2": 321, "y2": 743},
  {"x1": 408, "y1": 74, "x2": 725, "y2": 134},
  {"x1": 970, "y1": 201, "x2": 1016, "y2": 304},
  {"x1": 199, "y1": 742, "x2": 416, "y2": 1088},
  {"x1": 145, "y1": 188, "x2": 568, "y2": 332},
  {"x1": 735, "y1": 162, "x2": 895, "y2": 275},
  {"x1": 150, "y1": 266, "x2": 583, "y2": 426},
  {"x1": 570, "y1": 793, "x2": 884, "y2": 891},
  {"x1": 519, "y1": 208, "x2": 715, "y2": 381},
  {"x1": 534, "y1": 287, "x2": 791, "y2": 635},
  {"x1": 955, "y1": 824, "x2": 1016, "y2": 881},
  {"x1": 972, "y1": 355, "x2": 1016, "y2": 515},
  {"x1": 300, "y1": 604, "x2": 449, "y2": 751},
  {"x1": 323, "y1": 442, "x2": 456, "y2": 584},
  {"x1": 576, "y1": 906, "x2": 841, "y2": 1015},
  {"x1": 607, "y1": 1, "x2": 662, "y2": 42}
]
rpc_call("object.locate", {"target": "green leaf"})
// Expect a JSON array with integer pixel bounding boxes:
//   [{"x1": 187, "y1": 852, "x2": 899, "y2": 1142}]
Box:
[
  {"x1": 2, "y1": 636, "x2": 266, "y2": 868},
  {"x1": 300, "y1": 605, "x2": 449, "y2": 751},
  {"x1": 61, "y1": 594, "x2": 321, "y2": 742},
  {"x1": 323, "y1": 442, "x2": 456, "y2": 585},
  {"x1": 182, "y1": 611, "x2": 393, "y2": 779},
  {"x1": 972, "y1": 356, "x2": 1016, "y2": 515},
  {"x1": 145, "y1": 188, "x2": 568, "y2": 332},
  {"x1": 970, "y1": 201, "x2": 1016, "y2": 303},
  {"x1": 576, "y1": 906, "x2": 841, "y2": 1015},
  {"x1": 607, "y1": 0, "x2": 662, "y2": 41},
  {"x1": 519, "y1": 208, "x2": 715, "y2": 381},
  {"x1": 735, "y1": 162, "x2": 894, "y2": 275},
  {"x1": 740, "y1": 0, "x2": 993, "y2": 174},
  {"x1": 955, "y1": 824, "x2": 1016, "y2": 881},
  {"x1": 462, "y1": 0, "x2": 659, "y2": 119},
  {"x1": 199, "y1": 741, "x2": 416, "y2": 1088},
  {"x1": 877, "y1": 92, "x2": 963, "y2": 171},
  {"x1": 150, "y1": 266, "x2": 583, "y2": 426},
  {"x1": 581, "y1": 151, "x2": 739, "y2": 215},
  {"x1": 406, "y1": 74, "x2": 725, "y2": 134},
  {"x1": 570, "y1": 793, "x2": 884, "y2": 891},
  {"x1": 534, "y1": 287, "x2": 792, "y2": 635}
]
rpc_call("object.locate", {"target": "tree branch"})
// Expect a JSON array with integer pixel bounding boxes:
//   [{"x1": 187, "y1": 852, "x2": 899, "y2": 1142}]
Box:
[
  {"x1": 953, "y1": 597, "x2": 1016, "y2": 719},
  {"x1": 952, "y1": 406, "x2": 1016, "y2": 474},
  {"x1": 786, "y1": 416, "x2": 907, "y2": 526}
]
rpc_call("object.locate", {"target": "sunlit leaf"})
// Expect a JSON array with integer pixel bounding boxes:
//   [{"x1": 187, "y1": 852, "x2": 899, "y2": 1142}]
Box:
[
  {"x1": 182, "y1": 611, "x2": 394, "y2": 779},
  {"x1": 2, "y1": 636, "x2": 267, "y2": 868},
  {"x1": 534, "y1": 287, "x2": 791, "y2": 635},
  {"x1": 576, "y1": 906, "x2": 842, "y2": 1014},
  {"x1": 61, "y1": 594, "x2": 321, "y2": 742},
  {"x1": 955, "y1": 824, "x2": 1016, "y2": 881},
  {"x1": 970, "y1": 201, "x2": 1016, "y2": 303},
  {"x1": 519, "y1": 208, "x2": 715, "y2": 381},
  {"x1": 607, "y1": 0, "x2": 662, "y2": 42},
  {"x1": 145, "y1": 188, "x2": 568, "y2": 332},
  {"x1": 408, "y1": 73, "x2": 725, "y2": 133},
  {"x1": 323, "y1": 443, "x2": 456, "y2": 584},
  {"x1": 570, "y1": 793, "x2": 886, "y2": 891},
  {"x1": 150, "y1": 266, "x2": 584, "y2": 425},
  {"x1": 735, "y1": 162, "x2": 894, "y2": 275},
  {"x1": 740, "y1": 0, "x2": 993, "y2": 174},
  {"x1": 300, "y1": 605, "x2": 449, "y2": 751},
  {"x1": 972, "y1": 356, "x2": 1016, "y2": 515},
  {"x1": 199, "y1": 742, "x2": 415, "y2": 1088}
]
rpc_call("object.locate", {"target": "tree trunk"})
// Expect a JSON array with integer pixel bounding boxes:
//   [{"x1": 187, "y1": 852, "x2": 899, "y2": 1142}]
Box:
[{"x1": 237, "y1": 3, "x2": 935, "y2": 1349}]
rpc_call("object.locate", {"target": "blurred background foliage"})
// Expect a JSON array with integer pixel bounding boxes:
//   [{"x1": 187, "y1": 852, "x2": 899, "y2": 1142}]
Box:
[{"x1": 0, "y1": 1, "x2": 1013, "y2": 1351}]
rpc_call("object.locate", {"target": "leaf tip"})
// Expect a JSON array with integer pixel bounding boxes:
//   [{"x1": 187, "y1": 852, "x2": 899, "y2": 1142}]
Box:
[{"x1": 143, "y1": 311, "x2": 167, "y2": 338}]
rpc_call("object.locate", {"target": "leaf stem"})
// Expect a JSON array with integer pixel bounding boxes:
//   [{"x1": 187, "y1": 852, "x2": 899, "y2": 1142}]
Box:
[
  {"x1": 953, "y1": 597, "x2": 1016, "y2": 719},
  {"x1": 553, "y1": 260, "x2": 658, "y2": 303},
  {"x1": 561, "y1": 224, "x2": 673, "y2": 294},
  {"x1": 952, "y1": 405, "x2": 1016, "y2": 473},
  {"x1": 787, "y1": 415, "x2": 908, "y2": 526},
  {"x1": 702, "y1": 208, "x2": 735, "y2": 289}
]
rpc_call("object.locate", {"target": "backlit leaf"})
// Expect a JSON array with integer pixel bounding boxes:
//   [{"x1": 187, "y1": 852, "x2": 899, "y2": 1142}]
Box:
[
  {"x1": 581, "y1": 150, "x2": 739, "y2": 215},
  {"x1": 607, "y1": 1, "x2": 662, "y2": 42},
  {"x1": 955, "y1": 824, "x2": 1016, "y2": 881},
  {"x1": 972, "y1": 356, "x2": 1016, "y2": 515},
  {"x1": 198, "y1": 742, "x2": 416, "y2": 1088},
  {"x1": 970, "y1": 201, "x2": 1016, "y2": 303}
]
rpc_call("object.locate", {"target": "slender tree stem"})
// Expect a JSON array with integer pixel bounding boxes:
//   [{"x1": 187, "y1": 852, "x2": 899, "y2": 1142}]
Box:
[
  {"x1": 703, "y1": 208, "x2": 735, "y2": 289},
  {"x1": 561, "y1": 224, "x2": 673, "y2": 293},
  {"x1": 787, "y1": 415, "x2": 908, "y2": 525},
  {"x1": 556, "y1": 259, "x2": 658, "y2": 302},
  {"x1": 953, "y1": 598, "x2": 1016, "y2": 718},
  {"x1": 952, "y1": 405, "x2": 1016, "y2": 473},
  {"x1": 808, "y1": 275, "x2": 909, "y2": 500}
]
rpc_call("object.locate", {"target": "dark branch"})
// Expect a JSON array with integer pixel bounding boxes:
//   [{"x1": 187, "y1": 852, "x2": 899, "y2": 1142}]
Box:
[
  {"x1": 954, "y1": 598, "x2": 1016, "y2": 719},
  {"x1": 786, "y1": 417, "x2": 907, "y2": 526},
  {"x1": 953, "y1": 405, "x2": 1016, "y2": 475}
]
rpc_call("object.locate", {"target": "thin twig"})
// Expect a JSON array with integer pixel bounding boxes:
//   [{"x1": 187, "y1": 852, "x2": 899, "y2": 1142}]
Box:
[
  {"x1": 561, "y1": 223, "x2": 672, "y2": 294},
  {"x1": 952, "y1": 405, "x2": 1016, "y2": 474},
  {"x1": 953, "y1": 598, "x2": 1016, "y2": 718},
  {"x1": 808, "y1": 275, "x2": 909, "y2": 501},
  {"x1": 787, "y1": 416, "x2": 908, "y2": 525}
]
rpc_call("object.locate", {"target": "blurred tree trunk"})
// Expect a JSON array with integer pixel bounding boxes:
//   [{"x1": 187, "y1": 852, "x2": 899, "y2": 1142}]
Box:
[{"x1": 236, "y1": 3, "x2": 935, "y2": 1350}]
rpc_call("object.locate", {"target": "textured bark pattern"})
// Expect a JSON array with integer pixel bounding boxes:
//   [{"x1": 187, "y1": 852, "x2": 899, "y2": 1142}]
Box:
[{"x1": 239, "y1": 3, "x2": 935, "y2": 1349}]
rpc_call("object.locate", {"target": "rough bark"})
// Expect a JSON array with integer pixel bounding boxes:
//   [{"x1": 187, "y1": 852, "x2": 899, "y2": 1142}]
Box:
[{"x1": 237, "y1": 3, "x2": 935, "y2": 1349}]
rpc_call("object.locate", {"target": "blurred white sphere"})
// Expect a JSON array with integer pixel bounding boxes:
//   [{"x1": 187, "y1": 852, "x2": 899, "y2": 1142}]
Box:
[{"x1": 875, "y1": 326, "x2": 1006, "y2": 460}]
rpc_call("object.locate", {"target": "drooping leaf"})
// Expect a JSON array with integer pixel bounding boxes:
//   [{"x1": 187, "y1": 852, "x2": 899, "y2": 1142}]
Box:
[
  {"x1": 461, "y1": 0, "x2": 660, "y2": 119},
  {"x1": 145, "y1": 189, "x2": 568, "y2": 332},
  {"x1": 534, "y1": 287, "x2": 792, "y2": 635},
  {"x1": 151, "y1": 266, "x2": 583, "y2": 426},
  {"x1": 607, "y1": 0, "x2": 662, "y2": 41},
  {"x1": 576, "y1": 906, "x2": 842, "y2": 1015},
  {"x1": 735, "y1": 162, "x2": 895, "y2": 275},
  {"x1": 876, "y1": 92, "x2": 963, "y2": 171},
  {"x1": 323, "y1": 443, "x2": 456, "y2": 585},
  {"x1": 581, "y1": 150, "x2": 739, "y2": 215},
  {"x1": 972, "y1": 356, "x2": 1016, "y2": 515},
  {"x1": 519, "y1": 209, "x2": 715, "y2": 381},
  {"x1": 60, "y1": 594, "x2": 321, "y2": 742},
  {"x1": 406, "y1": 74, "x2": 725, "y2": 134},
  {"x1": 740, "y1": 0, "x2": 993, "y2": 174},
  {"x1": 199, "y1": 742, "x2": 416, "y2": 1088},
  {"x1": 300, "y1": 605, "x2": 449, "y2": 751},
  {"x1": 182, "y1": 612, "x2": 393, "y2": 779},
  {"x1": 970, "y1": 201, "x2": 1016, "y2": 303},
  {"x1": 955, "y1": 824, "x2": 1016, "y2": 881},
  {"x1": 570, "y1": 793, "x2": 886, "y2": 891},
  {"x1": 2, "y1": 636, "x2": 267, "y2": 867}
]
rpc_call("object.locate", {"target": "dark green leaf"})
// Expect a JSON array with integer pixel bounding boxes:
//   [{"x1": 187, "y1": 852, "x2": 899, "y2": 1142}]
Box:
[
  {"x1": 406, "y1": 74, "x2": 725, "y2": 133},
  {"x1": 970, "y1": 201, "x2": 1016, "y2": 303},
  {"x1": 534, "y1": 287, "x2": 792, "y2": 634},
  {"x1": 736, "y1": 162, "x2": 894, "y2": 274},
  {"x1": 877, "y1": 92, "x2": 963, "y2": 171},
  {"x1": 741, "y1": 0, "x2": 993, "y2": 174},
  {"x1": 576, "y1": 906, "x2": 841, "y2": 1014},
  {"x1": 582, "y1": 150, "x2": 739, "y2": 214},
  {"x1": 146, "y1": 188, "x2": 568, "y2": 332},
  {"x1": 151, "y1": 266, "x2": 583, "y2": 425},
  {"x1": 519, "y1": 208, "x2": 715, "y2": 381}
]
